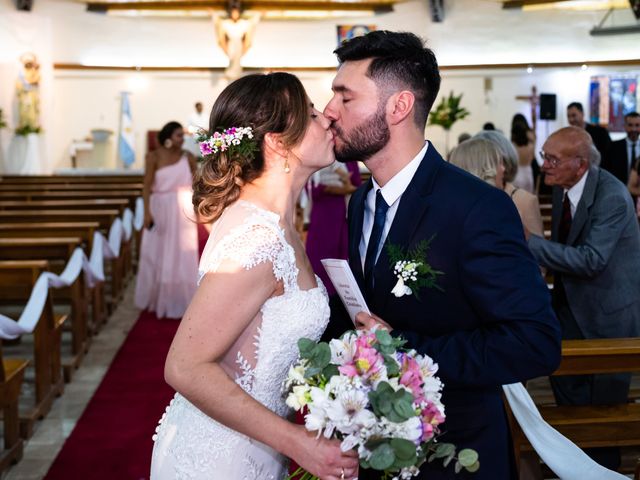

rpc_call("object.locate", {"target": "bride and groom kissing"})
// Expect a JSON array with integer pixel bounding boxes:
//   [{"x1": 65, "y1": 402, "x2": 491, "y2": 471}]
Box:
[{"x1": 150, "y1": 30, "x2": 561, "y2": 480}]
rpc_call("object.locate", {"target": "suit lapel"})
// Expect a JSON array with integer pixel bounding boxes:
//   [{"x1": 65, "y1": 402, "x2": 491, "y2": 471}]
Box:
[
  {"x1": 567, "y1": 166, "x2": 598, "y2": 245},
  {"x1": 370, "y1": 144, "x2": 443, "y2": 313}
]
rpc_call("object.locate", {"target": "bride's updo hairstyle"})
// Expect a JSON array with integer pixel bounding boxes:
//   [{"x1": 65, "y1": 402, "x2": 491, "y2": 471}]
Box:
[{"x1": 193, "y1": 72, "x2": 309, "y2": 223}]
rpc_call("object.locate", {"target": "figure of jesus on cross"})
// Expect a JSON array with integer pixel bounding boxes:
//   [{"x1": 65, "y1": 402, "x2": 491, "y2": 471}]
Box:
[{"x1": 515, "y1": 85, "x2": 539, "y2": 132}]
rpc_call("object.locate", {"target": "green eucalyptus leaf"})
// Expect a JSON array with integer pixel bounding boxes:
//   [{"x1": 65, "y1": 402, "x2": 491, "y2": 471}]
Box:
[
  {"x1": 369, "y1": 443, "x2": 395, "y2": 471},
  {"x1": 466, "y1": 461, "x2": 480, "y2": 473},
  {"x1": 313, "y1": 343, "x2": 331, "y2": 368},
  {"x1": 375, "y1": 329, "x2": 393, "y2": 346},
  {"x1": 432, "y1": 443, "x2": 455, "y2": 459},
  {"x1": 458, "y1": 449, "x2": 478, "y2": 467},
  {"x1": 303, "y1": 366, "x2": 321, "y2": 378},
  {"x1": 392, "y1": 397, "x2": 415, "y2": 421},
  {"x1": 390, "y1": 438, "x2": 416, "y2": 460},
  {"x1": 298, "y1": 338, "x2": 316, "y2": 358},
  {"x1": 322, "y1": 364, "x2": 339, "y2": 380}
]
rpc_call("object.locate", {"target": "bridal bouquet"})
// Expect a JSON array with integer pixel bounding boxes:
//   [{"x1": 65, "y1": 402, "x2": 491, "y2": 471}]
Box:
[{"x1": 285, "y1": 328, "x2": 479, "y2": 479}]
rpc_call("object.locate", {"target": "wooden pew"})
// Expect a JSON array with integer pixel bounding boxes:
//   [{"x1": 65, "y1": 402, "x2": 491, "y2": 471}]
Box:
[
  {"x1": 0, "y1": 210, "x2": 125, "y2": 304},
  {"x1": 507, "y1": 337, "x2": 640, "y2": 476},
  {"x1": 0, "y1": 223, "x2": 106, "y2": 331},
  {"x1": 0, "y1": 174, "x2": 142, "y2": 184},
  {"x1": 0, "y1": 183, "x2": 143, "y2": 192},
  {"x1": 0, "y1": 344, "x2": 29, "y2": 472},
  {"x1": 0, "y1": 261, "x2": 67, "y2": 438},
  {"x1": 0, "y1": 238, "x2": 89, "y2": 383},
  {"x1": 0, "y1": 190, "x2": 140, "y2": 210},
  {"x1": 0, "y1": 199, "x2": 129, "y2": 215}
]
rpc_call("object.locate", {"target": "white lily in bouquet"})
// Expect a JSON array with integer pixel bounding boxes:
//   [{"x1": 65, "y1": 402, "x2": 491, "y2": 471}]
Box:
[{"x1": 284, "y1": 328, "x2": 479, "y2": 480}]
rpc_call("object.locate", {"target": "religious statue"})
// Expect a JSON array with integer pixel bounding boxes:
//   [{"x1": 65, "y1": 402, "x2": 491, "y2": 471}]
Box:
[
  {"x1": 212, "y1": 1, "x2": 260, "y2": 80},
  {"x1": 15, "y1": 52, "x2": 41, "y2": 135}
]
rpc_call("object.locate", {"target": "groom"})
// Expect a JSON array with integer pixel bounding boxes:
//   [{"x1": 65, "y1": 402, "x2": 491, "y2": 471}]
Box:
[{"x1": 322, "y1": 31, "x2": 561, "y2": 479}]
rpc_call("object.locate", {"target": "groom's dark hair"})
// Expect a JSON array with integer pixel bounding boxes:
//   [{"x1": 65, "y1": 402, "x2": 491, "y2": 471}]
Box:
[{"x1": 334, "y1": 30, "x2": 441, "y2": 128}]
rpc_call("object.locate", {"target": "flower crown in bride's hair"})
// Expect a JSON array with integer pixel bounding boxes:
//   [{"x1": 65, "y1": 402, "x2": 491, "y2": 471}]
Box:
[{"x1": 196, "y1": 126, "x2": 258, "y2": 160}]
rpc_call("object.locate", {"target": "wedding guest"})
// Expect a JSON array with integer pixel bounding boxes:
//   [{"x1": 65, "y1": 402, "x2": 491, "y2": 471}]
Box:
[
  {"x1": 305, "y1": 161, "x2": 361, "y2": 295},
  {"x1": 471, "y1": 131, "x2": 544, "y2": 238},
  {"x1": 567, "y1": 102, "x2": 611, "y2": 157},
  {"x1": 527, "y1": 126, "x2": 640, "y2": 470},
  {"x1": 135, "y1": 121, "x2": 199, "y2": 319},
  {"x1": 150, "y1": 72, "x2": 358, "y2": 479},
  {"x1": 511, "y1": 113, "x2": 536, "y2": 193}
]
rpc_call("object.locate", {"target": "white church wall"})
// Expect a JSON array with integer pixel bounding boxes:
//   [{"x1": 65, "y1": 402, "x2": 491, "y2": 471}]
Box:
[
  {"x1": 0, "y1": 0, "x2": 638, "y2": 169},
  {"x1": 2, "y1": 0, "x2": 639, "y2": 69},
  {"x1": 48, "y1": 64, "x2": 638, "y2": 170}
]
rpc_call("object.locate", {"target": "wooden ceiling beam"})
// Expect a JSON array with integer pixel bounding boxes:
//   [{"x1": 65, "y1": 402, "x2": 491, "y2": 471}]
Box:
[{"x1": 86, "y1": 1, "x2": 394, "y2": 12}]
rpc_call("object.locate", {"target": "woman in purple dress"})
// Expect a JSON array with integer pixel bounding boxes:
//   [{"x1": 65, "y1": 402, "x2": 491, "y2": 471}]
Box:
[{"x1": 305, "y1": 161, "x2": 361, "y2": 295}]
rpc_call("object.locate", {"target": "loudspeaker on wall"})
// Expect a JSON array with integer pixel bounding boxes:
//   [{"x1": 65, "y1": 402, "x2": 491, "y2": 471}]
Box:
[{"x1": 539, "y1": 93, "x2": 557, "y2": 121}]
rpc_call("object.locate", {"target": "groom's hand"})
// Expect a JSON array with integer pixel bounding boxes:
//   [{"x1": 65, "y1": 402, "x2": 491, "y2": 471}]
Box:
[{"x1": 355, "y1": 312, "x2": 392, "y2": 333}]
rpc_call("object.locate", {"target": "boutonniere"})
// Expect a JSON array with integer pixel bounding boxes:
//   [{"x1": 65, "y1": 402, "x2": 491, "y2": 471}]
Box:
[{"x1": 386, "y1": 237, "x2": 444, "y2": 299}]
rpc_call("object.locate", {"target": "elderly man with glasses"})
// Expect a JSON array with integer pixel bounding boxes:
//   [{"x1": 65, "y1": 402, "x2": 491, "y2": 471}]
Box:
[{"x1": 527, "y1": 126, "x2": 640, "y2": 471}]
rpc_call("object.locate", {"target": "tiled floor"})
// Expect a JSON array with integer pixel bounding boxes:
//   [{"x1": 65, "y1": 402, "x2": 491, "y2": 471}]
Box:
[{"x1": 3, "y1": 283, "x2": 140, "y2": 480}]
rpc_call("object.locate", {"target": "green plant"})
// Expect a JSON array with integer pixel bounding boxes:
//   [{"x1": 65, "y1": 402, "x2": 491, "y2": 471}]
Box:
[
  {"x1": 0, "y1": 108, "x2": 6, "y2": 129},
  {"x1": 428, "y1": 91, "x2": 470, "y2": 131},
  {"x1": 15, "y1": 125, "x2": 41, "y2": 136}
]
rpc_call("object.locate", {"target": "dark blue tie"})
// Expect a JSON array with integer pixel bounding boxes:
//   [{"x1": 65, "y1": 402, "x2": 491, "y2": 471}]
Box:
[{"x1": 364, "y1": 189, "x2": 390, "y2": 296}]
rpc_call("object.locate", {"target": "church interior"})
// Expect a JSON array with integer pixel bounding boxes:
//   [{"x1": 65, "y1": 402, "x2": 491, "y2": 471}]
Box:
[{"x1": 0, "y1": 0, "x2": 639, "y2": 478}]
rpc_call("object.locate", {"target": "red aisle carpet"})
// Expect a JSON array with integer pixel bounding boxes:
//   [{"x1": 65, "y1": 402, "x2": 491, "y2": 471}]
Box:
[{"x1": 44, "y1": 311, "x2": 179, "y2": 480}]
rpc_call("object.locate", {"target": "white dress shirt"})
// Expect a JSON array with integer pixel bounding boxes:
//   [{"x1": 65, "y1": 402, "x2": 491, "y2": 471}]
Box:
[
  {"x1": 359, "y1": 142, "x2": 429, "y2": 271},
  {"x1": 564, "y1": 169, "x2": 589, "y2": 218}
]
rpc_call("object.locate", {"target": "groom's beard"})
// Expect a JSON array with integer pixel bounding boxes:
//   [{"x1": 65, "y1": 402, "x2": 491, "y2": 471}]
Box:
[{"x1": 333, "y1": 105, "x2": 390, "y2": 163}]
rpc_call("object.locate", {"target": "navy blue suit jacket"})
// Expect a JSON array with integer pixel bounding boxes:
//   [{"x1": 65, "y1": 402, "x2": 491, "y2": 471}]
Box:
[{"x1": 325, "y1": 144, "x2": 561, "y2": 480}]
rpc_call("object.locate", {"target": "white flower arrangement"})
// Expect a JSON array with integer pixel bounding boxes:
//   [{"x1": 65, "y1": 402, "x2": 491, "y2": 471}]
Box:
[
  {"x1": 284, "y1": 329, "x2": 479, "y2": 480},
  {"x1": 387, "y1": 238, "x2": 444, "y2": 300},
  {"x1": 195, "y1": 126, "x2": 257, "y2": 158}
]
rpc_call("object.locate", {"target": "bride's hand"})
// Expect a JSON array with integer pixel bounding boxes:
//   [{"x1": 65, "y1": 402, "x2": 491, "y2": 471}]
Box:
[{"x1": 287, "y1": 426, "x2": 359, "y2": 480}]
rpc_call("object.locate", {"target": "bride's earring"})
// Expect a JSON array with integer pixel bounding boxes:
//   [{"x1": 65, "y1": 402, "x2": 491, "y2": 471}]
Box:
[
  {"x1": 284, "y1": 156, "x2": 291, "y2": 174},
  {"x1": 164, "y1": 139, "x2": 173, "y2": 149}
]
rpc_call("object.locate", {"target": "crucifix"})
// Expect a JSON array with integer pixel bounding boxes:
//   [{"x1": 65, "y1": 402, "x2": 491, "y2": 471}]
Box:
[{"x1": 515, "y1": 85, "x2": 539, "y2": 132}]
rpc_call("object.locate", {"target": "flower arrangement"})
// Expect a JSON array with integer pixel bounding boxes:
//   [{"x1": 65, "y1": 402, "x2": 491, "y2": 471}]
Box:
[
  {"x1": 285, "y1": 328, "x2": 479, "y2": 480},
  {"x1": 428, "y1": 92, "x2": 469, "y2": 131},
  {"x1": 387, "y1": 238, "x2": 443, "y2": 299},
  {"x1": 428, "y1": 91, "x2": 470, "y2": 154},
  {"x1": 195, "y1": 126, "x2": 258, "y2": 159},
  {"x1": 15, "y1": 125, "x2": 41, "y2": 136}
]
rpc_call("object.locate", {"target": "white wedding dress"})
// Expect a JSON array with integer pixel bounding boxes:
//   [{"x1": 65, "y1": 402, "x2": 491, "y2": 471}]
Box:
[{"x1": 150, "y1": 200, "x2": 330, "y2": 480}]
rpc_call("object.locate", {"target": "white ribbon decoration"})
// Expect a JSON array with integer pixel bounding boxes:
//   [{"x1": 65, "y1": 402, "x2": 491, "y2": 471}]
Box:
[
  {"x1": 502, "y1": 383, "x2": 627, "y2": 480},
  {"x1": 0, "y1": 198, "x2": 144, "y2": 340}
]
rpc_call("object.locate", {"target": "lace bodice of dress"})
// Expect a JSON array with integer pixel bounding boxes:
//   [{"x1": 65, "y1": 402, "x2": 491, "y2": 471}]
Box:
[{"x1": 197, "y1": 200, "x2": 329, "y2": 413}]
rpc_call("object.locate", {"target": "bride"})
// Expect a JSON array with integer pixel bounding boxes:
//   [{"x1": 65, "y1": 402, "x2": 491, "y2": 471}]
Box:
[{"x1": 150, "y1": 72, "x2": 359, "y2": 480}]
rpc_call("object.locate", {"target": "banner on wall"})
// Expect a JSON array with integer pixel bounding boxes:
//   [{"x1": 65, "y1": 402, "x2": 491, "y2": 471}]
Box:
[
  {"x1": 589, "y1": 74, "x2": 638, "y2": 131},
  {"x1": 118, "y1": 91, "x2": 135, "y2": 168}
]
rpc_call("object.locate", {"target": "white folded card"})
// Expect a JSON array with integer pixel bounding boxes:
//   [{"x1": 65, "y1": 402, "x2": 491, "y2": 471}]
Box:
[{"x1": 321, "y1": 259, "x2": 370, "y2": 324}]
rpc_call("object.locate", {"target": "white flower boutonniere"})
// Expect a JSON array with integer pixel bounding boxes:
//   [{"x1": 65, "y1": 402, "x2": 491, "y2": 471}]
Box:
[{"x1": 387, "y1": 237, "x2": 444, "y2": 299}]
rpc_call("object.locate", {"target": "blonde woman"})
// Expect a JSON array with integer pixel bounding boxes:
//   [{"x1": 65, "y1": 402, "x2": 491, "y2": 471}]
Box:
[{"x1": 450, "y1": 136, "x2": 544, "y2": 239}]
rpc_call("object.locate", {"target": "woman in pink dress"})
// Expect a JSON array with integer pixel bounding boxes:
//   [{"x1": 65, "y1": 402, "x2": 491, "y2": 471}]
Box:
[
  {"x1": 135, "y1": 122, "x2": 199, "y2": 318},
  {"x1": 305, "y1": 161, "x2": 360, "y2": 295}
]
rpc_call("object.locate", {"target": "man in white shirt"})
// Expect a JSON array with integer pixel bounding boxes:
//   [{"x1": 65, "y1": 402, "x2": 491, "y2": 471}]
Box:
[
  {"x1": 184, "y1": 102, "x2": 208, "y2": 156},
  {"x1": 527, "y1": 126, "x2": 640, "y2": 470},
  {"x1": 322, "y1": 30, "x2": 561, "y2": 480}
]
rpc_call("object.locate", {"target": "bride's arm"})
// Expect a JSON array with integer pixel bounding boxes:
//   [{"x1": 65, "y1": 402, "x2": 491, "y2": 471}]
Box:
[{"x1": 164, "y1": 260, "x2": 358, "y2": 480}]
